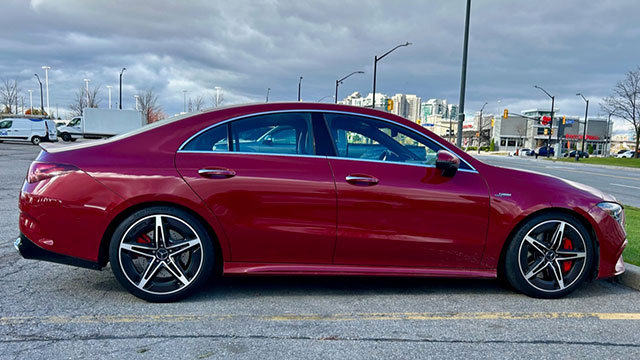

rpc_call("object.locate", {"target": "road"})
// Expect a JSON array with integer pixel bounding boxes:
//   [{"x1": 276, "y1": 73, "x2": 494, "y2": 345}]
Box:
[
  {"x1": 1, "y1": 142, "x2": 639, "y2": 359},
  {"x1": 475, "y1": 155, "x2": 640, "y2": 208}
]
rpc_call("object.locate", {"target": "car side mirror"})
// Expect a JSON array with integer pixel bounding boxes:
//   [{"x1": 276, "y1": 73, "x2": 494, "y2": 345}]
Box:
[
  {"x1": 435, "y1": 150, "x2": 460, "y2": 177},
  {"x1": 263, "y1": 135, "x2": 273, "y2": 145}
]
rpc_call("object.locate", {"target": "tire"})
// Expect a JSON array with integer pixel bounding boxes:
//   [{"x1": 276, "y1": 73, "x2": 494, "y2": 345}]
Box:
[
  {"x1": 504, "y1": 212, "x2": 594, "y2": 299},
  {"x1": 61, "y1": 132, "x2": 71, "y2": 142},
  {"x1": 31, "y1": 136, "x2": 41, "y2": 145},
  {"x1": 109, "y1": 206, "x2": 215, "y2": 302}
]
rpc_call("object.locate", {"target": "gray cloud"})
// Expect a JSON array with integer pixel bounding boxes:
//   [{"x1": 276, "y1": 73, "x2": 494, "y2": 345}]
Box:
[{"x1": 1, "y1": 0, "x2": 638, "y2": 133}]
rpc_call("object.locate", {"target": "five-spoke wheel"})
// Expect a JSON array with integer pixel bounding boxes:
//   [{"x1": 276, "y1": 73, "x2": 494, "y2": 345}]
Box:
[
  {"x1": 505, "y1": 213, "x2": 593, "y2": 298},
  {"x1": 109, "y1": 207, "x2": 214, "y2": 302}
]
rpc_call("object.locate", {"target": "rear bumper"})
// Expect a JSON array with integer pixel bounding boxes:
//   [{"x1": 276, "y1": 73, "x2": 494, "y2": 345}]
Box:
[{"x1": 14, "y1": 234, "x2": 101, "y2": 270}]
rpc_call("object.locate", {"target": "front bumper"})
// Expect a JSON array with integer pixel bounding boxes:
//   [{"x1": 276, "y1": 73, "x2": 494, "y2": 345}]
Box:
[{"x1": 14, "y1": 234, "x2": 101, "y2": 270}]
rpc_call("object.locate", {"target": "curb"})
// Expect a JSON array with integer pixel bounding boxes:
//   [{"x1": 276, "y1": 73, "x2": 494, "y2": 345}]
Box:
[{"x1": 618, "y1": 263, "x2": 640, "y2": 291}]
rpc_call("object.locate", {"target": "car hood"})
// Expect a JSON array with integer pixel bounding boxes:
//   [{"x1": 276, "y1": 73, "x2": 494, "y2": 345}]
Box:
[{"x1": 481, "y1": 164, "x2": 617, "y2": 206}]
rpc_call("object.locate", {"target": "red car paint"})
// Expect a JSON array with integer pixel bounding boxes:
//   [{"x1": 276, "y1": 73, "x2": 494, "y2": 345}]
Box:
[{"x1": 18, "y1": 102, "x2": 626, "y2": 280}]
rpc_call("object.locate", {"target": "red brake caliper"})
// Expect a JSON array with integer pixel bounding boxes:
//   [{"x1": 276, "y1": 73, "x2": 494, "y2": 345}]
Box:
[
  {"x1": 136, "y1": 233, "x2": 152, "y2": 244},
  {"x1": 562, "y1": 237, "x2": 573, "y2": 272}
]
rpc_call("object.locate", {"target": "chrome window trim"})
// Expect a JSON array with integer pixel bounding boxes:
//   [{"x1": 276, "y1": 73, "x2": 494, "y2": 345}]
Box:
[{"x1": 177, "y1": 109, "x2": 478, "y2": 173}]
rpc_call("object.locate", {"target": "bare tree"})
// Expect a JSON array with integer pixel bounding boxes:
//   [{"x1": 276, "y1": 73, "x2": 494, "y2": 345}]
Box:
[
  {"x1": 1, "y1": 79, "x2": 19, "y2": 114},
  {"x1": 193, "y1": 95, "x2": 206, "y2": 111},
  {"x1": 137, "y1": 88, "x2": 165, "y2": 123},
  {"x1": 69, "y1": 85, "x2": 101, "y2": 116},
  {"x1": 602, "y1": 68, "x2": 640, "y2": 158}
]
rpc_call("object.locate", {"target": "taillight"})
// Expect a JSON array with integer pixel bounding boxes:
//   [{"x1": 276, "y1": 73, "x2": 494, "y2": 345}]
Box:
[{"x1": 27, "y1": 162, "x2": 79, "y2": 184}]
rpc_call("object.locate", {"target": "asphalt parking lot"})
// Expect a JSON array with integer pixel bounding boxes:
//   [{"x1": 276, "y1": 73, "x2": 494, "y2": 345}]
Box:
[{"x1": 1, "y1": 142, "x2": 640, "y2": 359}]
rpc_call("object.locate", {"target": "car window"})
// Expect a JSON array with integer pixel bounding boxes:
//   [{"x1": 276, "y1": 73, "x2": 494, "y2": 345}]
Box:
[
  {"x1": 0, "y1": 120, "x2": 12, "y2": 129},
  {"x1": 182, "y1": 123, "x2": 229, "y2": 152},
  {"x1": 231, "y1": 113, "x2": 314, "y2": 155},
  {"x1": 324, "y1": 113, "x2": 467, "y2": 168},
  {"x1": 68, "y1": 118, "x2": 80, "y2": 127}
]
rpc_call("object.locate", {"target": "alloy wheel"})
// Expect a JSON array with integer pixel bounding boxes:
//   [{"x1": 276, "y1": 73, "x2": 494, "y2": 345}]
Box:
[
  {"x1": 118, "y1": 214, "x2": 204, "y2": 295},
  {"x1": 517, "y1": 220, "x2": 587, "y2": 293}
]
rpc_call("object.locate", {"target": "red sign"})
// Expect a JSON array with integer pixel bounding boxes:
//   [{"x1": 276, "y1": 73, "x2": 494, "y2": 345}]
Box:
[
  {"x1": 541, "y1": 116, "x2": 551, "y2": 125},
  {"x1": 565, "y1": 134, "x2": 600, "y2": 140}
]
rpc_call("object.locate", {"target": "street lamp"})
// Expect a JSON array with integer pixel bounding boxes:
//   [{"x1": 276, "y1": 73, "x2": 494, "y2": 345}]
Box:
[
  {"x1": 372, "y1": 42, "x2": 411, "y2": 109},
  {"x1": 84, "y1": 79, "x2": 91, "y2": 108},
  {"x1": 266, "y1": 87, "x2": 270, "y2": 103},
  {"x1": 34, "y1": 74, "x2": 44, "y2": 115},
  {"x1": 335, "y1": 71, "x2": 364, "y2": 104},
  {"x1": 119, "y1": 67, "x2": 126, "y2": 110},
  {"x1": 106, "y1": 85, "x2": 112, "y2": 109},
  {"x1": 456, "y1": 0, "x2": 472, "y2": 147},
  {"x1": 534, "y1": 85, "x2": 555, "y2": 158},
  {"x1": 214, "y1": 86, "x2": 221, "y2": 107},
  {"x1": 134, "y1": 95, "x2": 140, "y2": 111},
  {"x1": 477, "y1": 102, "x2": 488, "y2": 154},
  {"x1": 605, "y1": 111, "x2": 613, "y2": 157},
  {"x1": 297, "y1": 77, "x2": 303, "y2": 102},
  {"x1": 28, "y1": 89, "x2": 33, "y2": 114},
  {"x1": 183, "y1": 90, "x2": 187, "y2": 112},
  {"x1": 42, "y1": 66, "x2": 50, "y2": 116},
  {"x1": 576, "y1": 93, "x2": 589, "y2": 161}
]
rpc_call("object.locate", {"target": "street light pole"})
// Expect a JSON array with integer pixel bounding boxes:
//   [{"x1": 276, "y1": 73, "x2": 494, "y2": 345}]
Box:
[
  {"x1": 183, "y1": 90, "x2": 187, "y2": 112},
  {"x1": 297, "y1": 77, "x2": 303, "y2": 102},
  {"x1": 605, "y1": 112, "x2": 613, "y2": 157},
  {"x1": 119, "y1": 67, "x2": 126, "y2": 110},
  {"x1": 335, "y1": 71, "x2": 364, "y2": 104},
  {"x1": 215, "y1": 86, "x2": 221, "y2": 107},
  {"x1": 266, "y1": 88, "x2": 270, "y2": 102},
  {"x1": 456, "y1": 0, "x2": 472, "y2": 147},
  {"x1": 577, "y1": 93, "x2": 589, "y2": 161},
  {"x1": 42, "y1": 66, "x2": 50, "y2": 117},
  {"x1": 372, "y1": 42, "x2": 411, "y2": 109},
  {"x1": 84, "y1": 79, "x2": 91, "y2": 109},
  {"x1": 28, "y1": 90, "x2": 33, "y2": 114},
  {"x1": 106, "y1": 85, "x2": 112, "y2": 109},
  {"x1": 534, "y1": 85, "x2": 555, "y2": 158},
  {"x1": 34, "y1": 74, "x2": 44, "y2": 115},
  {"x1": 477, "y1": 102, "x2": 488, "y2": 154},
  {"x1": 134, "y1": 95, "x2": 140, "y2": 111}
]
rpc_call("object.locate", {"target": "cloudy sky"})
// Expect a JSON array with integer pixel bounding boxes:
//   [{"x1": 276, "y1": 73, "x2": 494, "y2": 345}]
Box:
[{"x1": 1, "y1": 0, "x2": 639, "y2": 134}]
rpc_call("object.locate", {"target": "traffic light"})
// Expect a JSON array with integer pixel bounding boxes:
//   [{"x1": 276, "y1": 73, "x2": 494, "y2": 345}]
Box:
[
  {"x1": 551, "y1": 129, "x2": 554, "y2": 135},
  {"x1": 503, "y1": 109, "x2": 508, "y2": 119},
  {"x1": 491, "y1": 118, "x2": 495, "y2": 127},
  {"x1": 544, "y1": 128, "x2": 549, "y2": 135},
  {"x1": 386, "y1": 99, "x2": 394, "y2": 111},
  {"x1": 562, "y1": 116, "x2": 566, "y2": 125}
]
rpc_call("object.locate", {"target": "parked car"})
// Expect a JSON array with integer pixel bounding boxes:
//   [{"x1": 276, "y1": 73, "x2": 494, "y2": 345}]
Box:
[
  {"x1": 564, "y1": 150, "x2": 589, "y2": 159},
  {"x1": 15, "y1": 103, "x2": 627, "y2": 302},
  {"x1": 0, "y1": 117, "x2": 57, "y2": 145},
  {"x1": 509, "y1": 148, "x2": 531, "y2": 157},
  {"x1": 617, "y1": 150, "x2": 635, "y2": 158},
  {"x1": 534, "y1": 146, "x2": 555, "y2": 157}
]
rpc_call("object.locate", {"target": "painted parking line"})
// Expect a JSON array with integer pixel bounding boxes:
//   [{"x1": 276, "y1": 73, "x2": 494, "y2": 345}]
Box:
[
  {"x1": 3, "y1": 312, "x2": 640, "y2": 325},
  {"x1": 610, "y1": 183, "x2": 640, "y2": 190}
]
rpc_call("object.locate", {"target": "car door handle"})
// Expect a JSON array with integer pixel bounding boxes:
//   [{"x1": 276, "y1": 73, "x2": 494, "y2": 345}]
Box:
[
  {"x1": 198, "y1": 168, "x2": 236, "y2": 179},
  {"x1": 345, "y1": 174, "x2": 379, "y2": 186}
]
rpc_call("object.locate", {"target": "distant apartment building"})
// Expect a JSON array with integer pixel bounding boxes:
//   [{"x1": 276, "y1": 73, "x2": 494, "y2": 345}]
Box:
[
  {"x1": 420, "y1": 99, "x2": 459, "y2": 140},
  {"x1": 339, "y1": 91, "x2": 389, "y2": 110},
  {"x1": 390, "y1": 93, "x2": 421, "y2": 122}
]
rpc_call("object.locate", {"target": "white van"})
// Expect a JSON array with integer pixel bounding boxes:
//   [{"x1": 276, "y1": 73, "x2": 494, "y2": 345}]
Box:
[{"x1": 0, "y1": 118, "x2": 58, "y2": 145}]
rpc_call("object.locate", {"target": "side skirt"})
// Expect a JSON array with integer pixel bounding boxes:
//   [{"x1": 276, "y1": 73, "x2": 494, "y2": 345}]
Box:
[{"x1": 223, "y1": 262, "x2": 496, "y2": 278}]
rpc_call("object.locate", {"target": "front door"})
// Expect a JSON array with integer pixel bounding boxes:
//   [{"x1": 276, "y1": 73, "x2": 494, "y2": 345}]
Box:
[
  {"x1": 176, "y1": 112, "x2": 337, "y2": 264},
  {"x1": 323, "y1": 113, "x2": 490, "y2": 268}
]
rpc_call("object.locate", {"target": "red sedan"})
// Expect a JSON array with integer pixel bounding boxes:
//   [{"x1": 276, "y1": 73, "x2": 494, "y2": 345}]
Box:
[{"x1": 15, "y1": 103, "x2": 627, "y2": 302}]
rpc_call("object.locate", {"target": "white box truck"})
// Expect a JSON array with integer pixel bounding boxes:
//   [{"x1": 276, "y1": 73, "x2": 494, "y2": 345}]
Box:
[{"x1": 58, "y1": 108, "x2": 144, "y2": 141}]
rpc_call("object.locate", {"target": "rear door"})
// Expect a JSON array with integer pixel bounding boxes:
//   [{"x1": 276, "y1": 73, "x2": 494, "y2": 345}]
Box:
[{"x1": 175, "y1": 112, "x2": 337, "y2": 264}]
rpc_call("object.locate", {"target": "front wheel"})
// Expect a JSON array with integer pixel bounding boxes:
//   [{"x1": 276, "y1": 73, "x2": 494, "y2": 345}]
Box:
[
  {"x1": 504, "y1": 212, "x2": 594, "y2": 299},
  {"x1": 61, "y1": 132, "x2": 71, "y2": 142},
  {"x1": 109, "y1": 206, "x2": 215, "y2": 302}
]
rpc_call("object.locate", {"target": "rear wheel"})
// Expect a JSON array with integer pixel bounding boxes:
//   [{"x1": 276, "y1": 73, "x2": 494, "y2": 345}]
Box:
[
  {"x1": 31, "y1": 136, "x2": 41, "y2": 145},
  {"x1": 504, "y1": 212, "x2": 593, "y2": 299},
  {"x1": 109, "y1": 206, "x2": 215, "y2": 302},
  {"x1": 61, "y1": 132, "x2": 71, "y2": 142}
]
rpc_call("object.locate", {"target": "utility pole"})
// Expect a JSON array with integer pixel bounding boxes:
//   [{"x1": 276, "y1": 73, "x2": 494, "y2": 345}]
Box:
[
  {"x1": 456, "y1": 0, "x2": 472, "y2": 147},
  {"x1": 577, "y1": 93, "x2": 589, "y2": 161}
]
